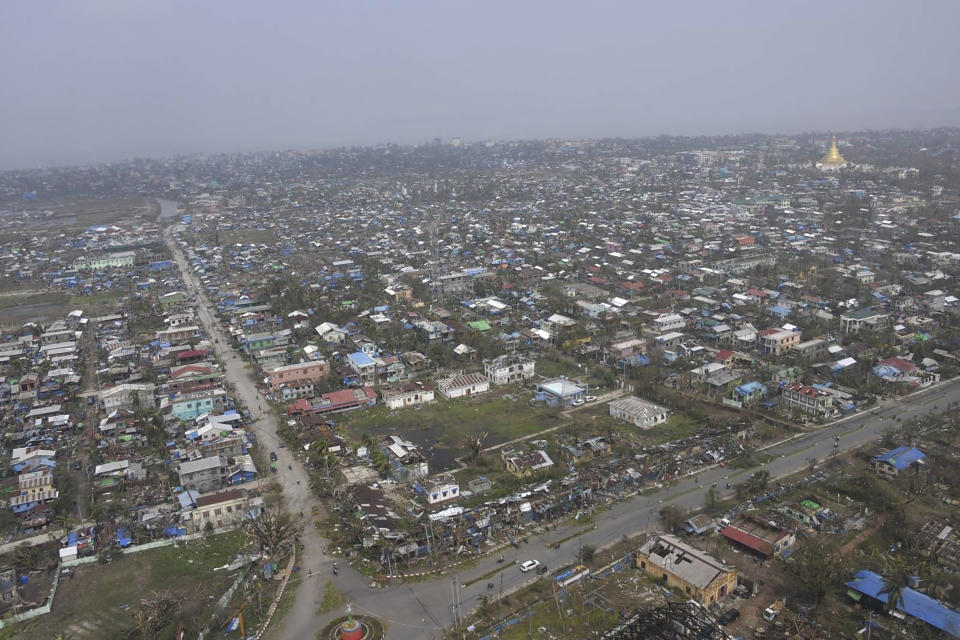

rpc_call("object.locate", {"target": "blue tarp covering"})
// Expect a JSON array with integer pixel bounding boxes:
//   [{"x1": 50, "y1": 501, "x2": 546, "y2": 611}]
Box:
[
  {"x1": 872, "y1": 446, "x2": 926, "y2": 471},
  {"x1": 116, "y1": 528, "x2": 132, "y2": 547},
  {"x1": 872, "y1": 365, "x2": 901, "y2": 378},
  {"x1": 846, "y1": 570, "x2": 960, "y2": 637}
]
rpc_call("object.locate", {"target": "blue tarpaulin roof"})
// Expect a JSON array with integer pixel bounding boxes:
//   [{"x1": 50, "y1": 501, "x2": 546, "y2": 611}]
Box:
[
  {"x1": 872, "y1": 446, "x2": 926, "y2": 470},
  {"x1": 846, "y1": 570, "x2": 960, "y2": 637}
]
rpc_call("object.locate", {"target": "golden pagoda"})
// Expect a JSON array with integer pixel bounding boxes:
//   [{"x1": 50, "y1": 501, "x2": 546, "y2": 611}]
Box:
[{"x1": 816, "y1": 135, "x2": 847, "y2": 170}]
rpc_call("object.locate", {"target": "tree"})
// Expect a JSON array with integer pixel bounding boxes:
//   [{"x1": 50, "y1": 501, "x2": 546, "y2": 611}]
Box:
[
  {"x1": 879, "y1": 565, "x2": 913, "y2": 615},
  {"x1": 371, "y1": 450, "x2": 391, "y2": 478},
  {"x1": 703, "y1": 487, "x2": 721, "y2": 516},
  {"x1": 11, "y1": 544, "x2": 43, "y2": 574},
  {"x1": 748, "y1": 469, "x2": 770, "y2": 495},
  {"x1": 580, "y1": 544, "x2": 596, "y2": 564},
  {"x1": 658, "y1": 505, "x2": 687, "y2": 533},
  {"x1": 360, "y1": 433, "x2": 375, "y2": 453},
  {"x1": 788, "y1": 538, "x2": 848, "y2": 606},
  {"x1": 464, "y1": 431, "x2": 487, "y2": 464},
  {"x1": 243, "y1": 507, "x2": 297, "y2": 560}
]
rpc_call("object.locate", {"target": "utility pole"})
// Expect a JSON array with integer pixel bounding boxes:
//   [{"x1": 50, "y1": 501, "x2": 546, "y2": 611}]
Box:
[
  {"x1": 552, "y1": 583, "x2": 566, "y2": 636},
  {"x1": 450, "y1": 577, "x2": 459, "y2": 630},
  {"x1": 498, "y1": 570, "x2": 504, "y2": 621}
]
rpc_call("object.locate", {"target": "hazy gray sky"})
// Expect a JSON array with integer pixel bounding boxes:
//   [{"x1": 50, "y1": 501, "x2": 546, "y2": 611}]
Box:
[{"x1": 2, "y1": 0, "x2": 959, "y2": 170}]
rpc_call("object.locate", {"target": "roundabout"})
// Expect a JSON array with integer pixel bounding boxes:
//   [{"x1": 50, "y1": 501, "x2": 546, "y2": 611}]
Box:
[{"x1": 317, "y1": 608, "x2": 385, "y2": 640}]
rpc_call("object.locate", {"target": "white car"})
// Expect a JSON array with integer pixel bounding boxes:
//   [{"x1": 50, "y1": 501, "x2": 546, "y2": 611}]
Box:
[
  {"x1": 571, "y1": 399, "x2": 585, "y2": 406},
  {"x1": 519, "y1": 560, "x2": 540, "y2": 573},
  {"x1": 584, "y1": 395, "x2": 597, "y2": 403}
]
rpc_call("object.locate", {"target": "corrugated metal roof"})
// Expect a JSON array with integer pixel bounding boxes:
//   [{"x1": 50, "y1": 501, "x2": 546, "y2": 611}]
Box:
[{"x1": 846, "y1": 570, "x2": 960, "y2": 637}]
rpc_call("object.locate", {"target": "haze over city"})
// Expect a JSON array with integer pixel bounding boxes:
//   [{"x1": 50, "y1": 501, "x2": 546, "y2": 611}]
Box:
[
  {"x1": 5, "y1": 3, "x2": 960, "y2": 640},
  {"x1": 3, "y1": 0, "x2": 960, "y2": 170}
]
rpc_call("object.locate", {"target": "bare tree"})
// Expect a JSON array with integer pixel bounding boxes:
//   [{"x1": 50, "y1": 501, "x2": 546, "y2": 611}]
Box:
[
  {"x1": 127, "y1": 590, "x2": 179, "y2": 640},
  {"x1": 243, "y1": 506, "x2": 297, "y2": 560}
]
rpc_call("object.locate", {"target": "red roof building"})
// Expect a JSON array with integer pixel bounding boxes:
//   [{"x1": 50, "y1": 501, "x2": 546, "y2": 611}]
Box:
[
  {"x1": 721, "y1": 514, "x2": 796, "y2": 557},
  {"x1": 878, "y1": 357, "x2": 919, "y2": 373},
  {"x1": 714, "y1": 350, "x2": 735, "y2": 365}
]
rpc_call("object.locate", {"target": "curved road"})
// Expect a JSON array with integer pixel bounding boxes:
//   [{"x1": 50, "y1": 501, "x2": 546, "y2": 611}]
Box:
[{"x1": 164, "y1": 222, "x2": 958, "y2": 639}]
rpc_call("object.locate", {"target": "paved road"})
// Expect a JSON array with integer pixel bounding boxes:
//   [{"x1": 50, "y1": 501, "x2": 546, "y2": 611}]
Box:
[
  {"x1": 164, "y1": 223, "x2": 959, "y2": 639},
  {"x1": 163, "y1": 227, "x2": 337, "y2": 639}
]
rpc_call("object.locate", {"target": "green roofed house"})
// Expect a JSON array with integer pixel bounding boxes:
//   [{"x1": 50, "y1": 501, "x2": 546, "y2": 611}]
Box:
[{"x1": 467, "y1": 320, "x2": 491, "y2": 332}]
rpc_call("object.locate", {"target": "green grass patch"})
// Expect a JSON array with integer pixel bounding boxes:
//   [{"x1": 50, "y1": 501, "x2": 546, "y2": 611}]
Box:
[
  {"x1": 262, "y1": 573, "x2": 302, "y2": 640},
  {"x1": 464, "y1": 563, "x2": 511, "y2": 587},
  {"x1": 340, "y1": 396, "x2": 564, "y2": 454},
  {"x1": 71, "y1": 288, "x2": 127, "y2": 309},
  {"x1": 481, "y1": 596, "x2": 612, "y2": 640},
  {"x1": 534, "y1": 357, "x2": 583, "y2": 380},
  {"x1": 13, "y1": 531, "x2": 250, "y2": 640},
  {"x1": 641, "y1": 414, "x2": 706, "y2": 444},
  {"x1": 316, "y1": 581, "x2": 344, "y2": 614},
  {"x1": 0, "y1": 291, "x2": 72, "y2": 329},
  {"x1": 546, "y1": 525, "x2": 596, "y2": 549},
  {"x1": 221, "y1": 229, "x2": 277, "y2": 245}
]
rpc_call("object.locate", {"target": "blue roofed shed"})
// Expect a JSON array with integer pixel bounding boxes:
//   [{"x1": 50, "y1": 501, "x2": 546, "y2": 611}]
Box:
[
  {"x1": 871, "y1": 446, "x2": 925, "y2": 477},
  {"x1": 845, "y1": 569, "x2": 960, "y2": 637}
]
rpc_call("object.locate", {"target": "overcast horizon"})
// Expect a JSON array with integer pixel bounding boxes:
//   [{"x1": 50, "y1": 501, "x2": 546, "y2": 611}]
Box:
[{"x1": 3, "y1": 0, "x2": 959, "y2": 171}]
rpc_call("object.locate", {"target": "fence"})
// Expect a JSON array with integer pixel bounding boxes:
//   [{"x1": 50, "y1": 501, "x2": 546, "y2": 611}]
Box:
[{"x1": 0, "y1": 526, "x2": 237, "y2": 629}]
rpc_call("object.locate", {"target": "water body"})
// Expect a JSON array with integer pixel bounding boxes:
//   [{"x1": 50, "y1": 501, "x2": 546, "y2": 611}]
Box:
[{"x1": 156, "y1": 198, "x2": 180, "y2": 220}]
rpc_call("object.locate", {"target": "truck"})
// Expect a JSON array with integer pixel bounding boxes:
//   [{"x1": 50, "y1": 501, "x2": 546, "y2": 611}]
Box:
[
  {"x1": 762, "y1": 599, "x2": 784, "y2": 621},
  {"x1": 270, "y1": 462, "x2": 278, "y2": 473}
]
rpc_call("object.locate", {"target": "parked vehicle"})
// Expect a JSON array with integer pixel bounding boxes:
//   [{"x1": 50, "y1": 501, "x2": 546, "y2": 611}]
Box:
[
  {"x1": 762, "y1": 599, "x2": 784, "y2": 621},
  {"x1": 270, "y1": 451, "x2": 278, "y2": 462},
  {"x1": 719, "y1": 608, "x2": 740, "y2": 625}
]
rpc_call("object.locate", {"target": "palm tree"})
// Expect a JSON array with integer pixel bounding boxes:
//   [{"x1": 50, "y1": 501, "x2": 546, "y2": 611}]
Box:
[
  {"x1": 750, "y1": 469, "x2": 770, "y2": 495},
  {"x1": 879, "y1": 568, "x2": 913, "y2": 614},
  {"x1": 869, "y1": 551, "x2": 913, "y2": 614},
  {"x1": 360, "y1": 433, "x2": 375, "y2": 454},
  {"x1": 12, "y1": 544, "x2": 42, "y2": 574},
  {"x1": 371, "y1": 451, "x2": 391, "y2": 478}
]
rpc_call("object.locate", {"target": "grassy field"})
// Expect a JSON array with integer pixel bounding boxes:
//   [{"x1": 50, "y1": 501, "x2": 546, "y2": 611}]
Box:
[
  {"x1": 339, "y1": 395, "x2": 564, "y2": 468},
  {"x1": 1, "y1": 196, "x2": 158, "y2": 232},
  {"x1": 0, "y1": 287, "x2": 132, "y2": 330},
  {"x1": 0, "y1": 290, "x2": 73, "y2": 329},
  {"x1": 220, "y1": 229, "x2": 277, "y2": 245},
  {"x1": 12, "y1": 531, "x2": 250, "y2": 640},
  {"x1": 641, "y1": 414, "x2": 709, "y2": 444}
]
